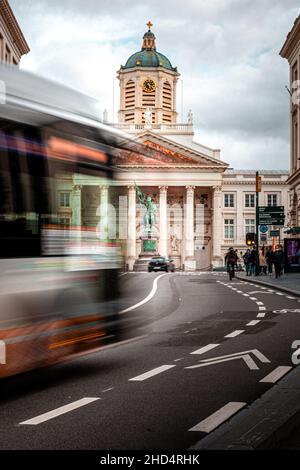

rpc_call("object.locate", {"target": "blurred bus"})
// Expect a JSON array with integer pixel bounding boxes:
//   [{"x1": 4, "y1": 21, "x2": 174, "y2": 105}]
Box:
[{"x1": 0, "y1": 63, "x2": 128, "y2": 378}]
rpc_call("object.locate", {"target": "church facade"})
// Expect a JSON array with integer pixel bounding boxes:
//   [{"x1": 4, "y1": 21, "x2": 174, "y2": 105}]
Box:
[{"x1": 58, "y1": 23, "x2": 289, "y2": 271}]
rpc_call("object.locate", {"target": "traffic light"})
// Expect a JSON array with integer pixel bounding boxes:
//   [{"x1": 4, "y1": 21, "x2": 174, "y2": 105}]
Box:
[{"x1": 246, "y1": 232, "x2": 255, "y2": 246}]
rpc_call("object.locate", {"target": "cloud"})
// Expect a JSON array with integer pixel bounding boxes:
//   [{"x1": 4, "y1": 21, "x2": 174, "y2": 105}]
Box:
[{"x1": 10, "y1": 0, "x2": 300, "y2": 169}]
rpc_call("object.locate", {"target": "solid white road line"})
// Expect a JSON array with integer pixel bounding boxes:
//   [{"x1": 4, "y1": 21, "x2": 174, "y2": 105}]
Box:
[
  {"x1": 260, "y1": 366, "x2": 293, "y2": 383},
  {"x1": 225, "y1": 330, "x2": 245, "y2": 338},
  {"x1": 119, "y1": 273, "x2": 166, "y2": 314},
  {"x1": 20, "y1": 398, "x2": 100, "y2": 425},
  {"x1": 129, "y1": 365, "x2": 176, "y2": 382},
  {"x1": 190, "y1": 344, "x2": 220, "y2": 355},
  {"x1": 247, "y1": 320, "x2": 261, "y2": 326},
  {"x1": 189, "y1": 402, "x2": 247, "y2": 433}
]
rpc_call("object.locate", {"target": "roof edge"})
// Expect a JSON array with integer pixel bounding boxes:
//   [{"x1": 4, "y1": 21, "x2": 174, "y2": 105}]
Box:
[{"x1": 1, "y1": 0, "x2": 30, "y2": 55}]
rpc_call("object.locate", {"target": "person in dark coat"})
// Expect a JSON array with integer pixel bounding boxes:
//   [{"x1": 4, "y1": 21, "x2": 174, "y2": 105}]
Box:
[
  {"x1": 273, "y1": 245, "x2": 284, "y2": 278},
  {"x1": 265, "y1": 246, "x2": 274, "y2": 276}
]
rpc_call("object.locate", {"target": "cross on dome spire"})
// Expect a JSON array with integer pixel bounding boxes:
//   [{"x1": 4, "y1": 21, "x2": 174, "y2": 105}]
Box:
[{"x1": 142, "y1": 21, "x2": 156, "y2": 50}]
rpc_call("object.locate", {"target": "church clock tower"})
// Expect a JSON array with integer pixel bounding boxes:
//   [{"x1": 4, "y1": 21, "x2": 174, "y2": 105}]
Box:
[{"x1": 117, "y1": 22, "x2": 179, "y2": 126}]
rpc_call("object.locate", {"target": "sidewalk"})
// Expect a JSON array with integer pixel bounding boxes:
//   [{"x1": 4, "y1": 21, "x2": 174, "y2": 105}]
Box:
[{"x1": 236, "y1": 271, "x2": 300, "y2": 297}]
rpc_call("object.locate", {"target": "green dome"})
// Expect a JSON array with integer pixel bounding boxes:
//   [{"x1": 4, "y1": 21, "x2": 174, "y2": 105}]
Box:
[{"x1": 123, "y1": 49, "x2": 175, "y2": 71}]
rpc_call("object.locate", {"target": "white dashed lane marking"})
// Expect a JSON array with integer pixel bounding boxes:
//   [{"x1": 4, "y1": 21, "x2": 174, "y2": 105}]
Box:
[
  {"x1": 260, "y1": 366, "x2": 292, "y2": 383},
  {"x1": 247, "y1": 320, "x2": 261, "y2": 326},
  {"x1": 190, "y1": 344, "x2": 220, "y2": 355},
  {"x1": 189, "y1": 402, "x2": 247, "y2": 433},
  {"x1": 129, "y1": 365, "x2": 176, "y2": 382},
  {"x1": 225, "y1": 330, "x2": 245, "y2": 338},
  {"x1": 20, "y1": 398, "x2": 100, "y2": 425}
]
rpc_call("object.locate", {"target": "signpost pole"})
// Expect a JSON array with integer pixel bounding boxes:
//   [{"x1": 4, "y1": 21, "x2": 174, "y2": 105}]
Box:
[{"x1": 255, "y1": 171, "x2": 260, "y2": 276}]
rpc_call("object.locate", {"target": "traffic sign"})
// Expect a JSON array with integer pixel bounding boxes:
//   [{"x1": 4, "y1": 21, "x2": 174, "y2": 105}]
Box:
[
  {"x1": 259, "y1": 225, "x2": 268, "y2": 233},
  {"x1": 260, "y1": 234, "x2": 267, "y2": 244},
  {"x1": 270, "y1": 230, "x2": 280, "y2": 237},
  {"x1": 258, "y1": 206, "x2": 285, "y2": 225}
]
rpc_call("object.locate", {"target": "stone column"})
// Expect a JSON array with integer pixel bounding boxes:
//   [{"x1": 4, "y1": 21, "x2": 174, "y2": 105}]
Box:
[
  {"x1": 127, "y1": 185, "x2": 136, "y2": 271},
  {"x1": 212, "y1": 185, "x2": 223, "y2": 267},
  {"x1": 159, "y1": 186, "x2": 168, "y2": 257},
  {"x1": 72, "y1": 185, "x2": 82, "y2": 227},
  {"x1": 99, "y1": 185, "x2": 109, "y2": 240},
  {"x1": 184, "y1": 186, "x2": 196, "y2": 271}
]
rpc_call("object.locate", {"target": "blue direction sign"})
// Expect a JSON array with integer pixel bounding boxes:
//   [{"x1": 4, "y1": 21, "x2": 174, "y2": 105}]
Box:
[{"x1": 259, "y1": 225, "x2": 269, "y2": 233}]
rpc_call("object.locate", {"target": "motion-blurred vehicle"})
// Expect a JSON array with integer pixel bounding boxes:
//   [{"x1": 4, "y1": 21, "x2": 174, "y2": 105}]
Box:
[
  {"x1": 0, "y1": 63, "x2": 131, "y2": 378},
  {"x1": 148, "y1": 256, "x2": 175, "y2": 272}
]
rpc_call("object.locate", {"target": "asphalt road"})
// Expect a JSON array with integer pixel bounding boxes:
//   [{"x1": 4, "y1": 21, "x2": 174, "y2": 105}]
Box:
[{"x1": 1, "y1": 272, "x2": 300, "y2": 450}]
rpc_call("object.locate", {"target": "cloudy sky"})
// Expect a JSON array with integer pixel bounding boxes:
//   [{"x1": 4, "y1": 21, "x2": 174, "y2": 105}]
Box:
[{"x1": 10, "y1": 0, "x2": 300, "y2": 169}]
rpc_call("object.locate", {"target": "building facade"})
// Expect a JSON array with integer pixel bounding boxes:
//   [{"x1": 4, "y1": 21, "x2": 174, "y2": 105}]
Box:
[
  {"x1": 280, "y1": 15, "x2": 300, "y2": 232},
  {"x1": 58, "y1": 23, "x2": 289, "y2": 271},
  {"x1": 0, "y1": 0, "x2": 29, "y2": 65}
]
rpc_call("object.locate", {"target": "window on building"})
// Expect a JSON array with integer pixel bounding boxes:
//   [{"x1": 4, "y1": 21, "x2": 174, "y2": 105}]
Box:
[
  {"x1": 245, "y1": 219, "x2": 255, "y2": 235},
  {"x1": 224, "y1": 194, "x2": 234, "y2": 208},
  {"x1": 245, "y1": 193, "x2": 255, "y2": 208},
  {"x1": 267, "y1": 194, "x2": 277, "y2": 206},
  {"x1": 59, "y1": 192, "x2": 70, "y2": 207},
  {"x1": 0, "y1": 34, "x2": 3, "y2": 61},
  {"x1": 124, "y1": 80, "x2": 135, "y2": 112},
  {"x1": 224, "y1": 219, "x2": 234, "y2": 239},
  {"x1": 5, "y1": 45, "x2": 11, "y2": 63}
]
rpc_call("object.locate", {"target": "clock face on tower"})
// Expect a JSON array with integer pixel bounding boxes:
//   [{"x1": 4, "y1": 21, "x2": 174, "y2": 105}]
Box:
[{"x1": 142, "y1": 79, "x2": 156, "y2": 93}]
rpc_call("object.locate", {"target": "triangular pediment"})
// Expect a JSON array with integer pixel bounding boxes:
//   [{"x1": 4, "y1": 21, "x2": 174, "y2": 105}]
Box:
[{"x1": 115, "y1": 131, "x2": 228, "y2": 169}]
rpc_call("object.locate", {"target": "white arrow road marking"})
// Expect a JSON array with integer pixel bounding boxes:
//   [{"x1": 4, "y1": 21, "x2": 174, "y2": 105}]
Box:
[
  {"x1": 187, "y1": 354, "x2": 260, "y2": 370},
  {"x1": 119, "y1": 273, "x2": 166, "y2": 314},
  {"x1": 186, "y1": 349, "x2": 270, "y2": 370},
  {"x1": 260, "y1": 366, "x2": 292, "y2": 383},
  {"x1": 129, "y1": 365, "x2": 176, "y2": 382},
  {"x1": 189, "y1": 402, "x2": 247, "y2": 433},
  {"x1": 225, "y1": 330, "x2": 245, "y2": 338},
  {"x1": 20, "y1": 397, "x2": 100, "y2": 425},
  {"x1": 0, "y1": 340, "x2": 5, "y2": 364},
  {"x1": 190, "y1": 344, "x2": 220, "y2": 355}
]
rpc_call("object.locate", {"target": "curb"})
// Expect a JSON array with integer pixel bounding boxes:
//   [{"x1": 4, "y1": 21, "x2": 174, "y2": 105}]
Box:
[
  {"x1": 235, "y1": 274, "x2": 300, "y2": 298},
  {"x1": 190, "y1": 364, "x2": 300, "y2": 450}
]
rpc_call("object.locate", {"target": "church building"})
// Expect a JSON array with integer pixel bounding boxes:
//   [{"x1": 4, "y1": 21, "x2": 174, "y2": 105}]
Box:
[{"x1": 59, "y1": 23, "x2": 289, "y2": 271}]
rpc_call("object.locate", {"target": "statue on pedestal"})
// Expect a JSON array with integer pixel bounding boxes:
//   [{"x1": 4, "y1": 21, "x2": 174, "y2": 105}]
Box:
[{"x1": 135, "y1": 183, "x2": 156, "y2": 233}]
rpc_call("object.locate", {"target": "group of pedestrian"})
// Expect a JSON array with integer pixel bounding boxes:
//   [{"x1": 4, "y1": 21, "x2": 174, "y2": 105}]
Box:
[{"x1": 226, "y1": 245, "x2": 285, "y2": 279}]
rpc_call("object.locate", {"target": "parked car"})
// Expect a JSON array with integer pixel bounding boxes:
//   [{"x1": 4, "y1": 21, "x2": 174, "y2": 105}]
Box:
[{"x1": 148, "y1": 256, "x2": 175, "y2": 272}]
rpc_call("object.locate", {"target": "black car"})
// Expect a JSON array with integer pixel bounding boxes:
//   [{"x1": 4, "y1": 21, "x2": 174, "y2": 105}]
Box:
[{"x1": 148, "y1": 256, "x2": 175, "y2": 272}]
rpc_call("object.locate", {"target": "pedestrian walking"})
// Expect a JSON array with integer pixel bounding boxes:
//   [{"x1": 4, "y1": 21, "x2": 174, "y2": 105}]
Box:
[
  {"x1": 273, "y1": 245, "x2": 284, "y2": 278},
  {"x1": 265, "y1": 246, "x2": 274, "y2": 276},
  {"x1": 243, "y1": 249, "x2": 252, "y2": 276},
  {"x1": 259, "y1": 247, "x2": 267, "y2": 275},
  {"x1": 225, "y1": 247, "x2": 238, "y2": 280}
]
